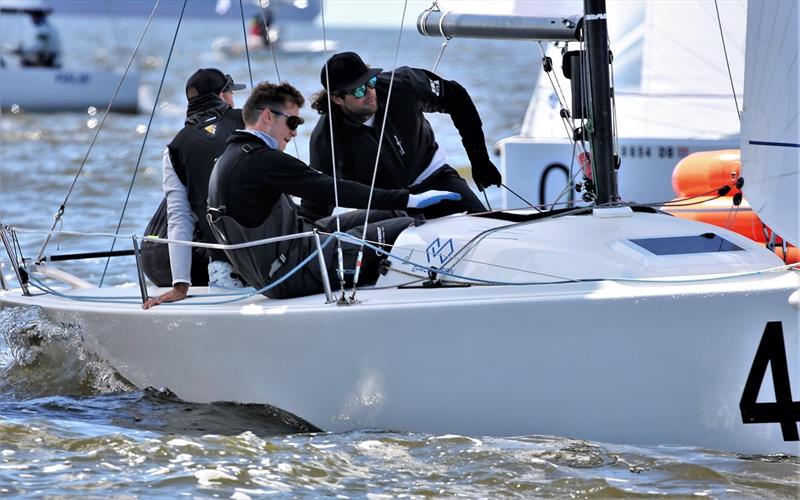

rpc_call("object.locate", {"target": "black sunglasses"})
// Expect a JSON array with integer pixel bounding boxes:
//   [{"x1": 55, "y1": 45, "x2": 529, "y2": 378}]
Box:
[{"x1": 258, "y1": 108, "x2": 305, "y2": 131}]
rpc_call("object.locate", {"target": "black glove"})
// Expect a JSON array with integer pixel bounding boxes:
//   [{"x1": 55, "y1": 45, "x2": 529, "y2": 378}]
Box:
[{"x1": 468, "y1": 147, "x2": 502, "y2": 191}]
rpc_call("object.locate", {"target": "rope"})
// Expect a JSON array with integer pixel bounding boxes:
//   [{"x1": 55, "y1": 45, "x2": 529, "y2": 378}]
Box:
[
  {"x1": 535, "y1": 40, "x2": 589, "y2": 202},
  {"x1": 501, "y1": 182, "x2": 539, "y2": 210},
  {"x1": 34, "y1": 0, "x2": 160, "y2": 262},
  {"x1": 350, "y1": 0, "x2": 410, "y2": 299},
  {"x1": 713, "y1": 0, "x2": 742, "y2": 121},
  {"x1": 238, "y1": 0, "x2": 254, "y2": 89},
  {"x1": 99, "y1": 0, "x2": 188, "y2": 287}
]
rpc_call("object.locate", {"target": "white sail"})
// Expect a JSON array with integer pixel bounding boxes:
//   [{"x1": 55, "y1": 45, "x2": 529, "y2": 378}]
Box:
[
  {"x1": 522, "y1": 0, "x2": 746, "y2": 140},
  {"x1": 740, "y1": 0, "x2": 799, "y2": 246}
]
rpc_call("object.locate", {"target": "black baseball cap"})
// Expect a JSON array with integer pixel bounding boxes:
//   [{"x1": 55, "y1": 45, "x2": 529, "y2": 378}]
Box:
[
  {"x1": 320, "y1": 52, "x2": 382, "y2": 93},
  {"x1": 185, "y1": 68, "x2": 246, "y2": 100}
]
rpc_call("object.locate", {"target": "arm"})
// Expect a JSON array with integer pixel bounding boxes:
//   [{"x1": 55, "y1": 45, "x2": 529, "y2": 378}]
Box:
[
  {"x1": 268, "y1": 152, "x2": 409, "y2": 210},
  {"x1": 143, "y1": 148, "x2": 192, "y2": 309},
  {"x1": 410, "y1": 68, "x2": 502, "y2": 190}
]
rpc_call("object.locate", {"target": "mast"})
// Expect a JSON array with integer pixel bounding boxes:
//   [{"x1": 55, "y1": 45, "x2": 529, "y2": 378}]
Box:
[
  {"x1": 418, "y1": 2, "x2": 621, "y2": 206},
  {"x1": 583, "y1": 0, "x2": 618, "y2": 204}
]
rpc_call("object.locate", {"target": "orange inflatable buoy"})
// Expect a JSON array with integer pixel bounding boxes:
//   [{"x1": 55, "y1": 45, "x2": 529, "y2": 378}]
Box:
[
  {"x1": 672, "y1": 149, "x2": 741, "y2": 197},
  {"x1": 775, "y1": 246, "x2": 800, "y2": 264}
]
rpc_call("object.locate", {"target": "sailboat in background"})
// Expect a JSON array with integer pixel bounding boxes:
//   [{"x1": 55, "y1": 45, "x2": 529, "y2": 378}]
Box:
[
  {"x1": 500, "y1": 0, "x2": 745, "y2": 208},
  {"x1": 0, "y1": 0, "x2": 139, "y2": 113},
  {"x1": 211, "y1": 0, "x2": 338, "y2": 56},
  {"x1": 1, "y1": 0, "x2": 798, "y2": 455}
]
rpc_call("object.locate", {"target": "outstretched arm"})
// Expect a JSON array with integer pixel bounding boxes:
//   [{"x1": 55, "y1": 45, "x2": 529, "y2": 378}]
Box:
[
  {"x1": 413, "y1": 68, "x2": 502, "y2": 190},
  {"x1": 143, "y1": 148, "x2": 192, "y2": 309}
]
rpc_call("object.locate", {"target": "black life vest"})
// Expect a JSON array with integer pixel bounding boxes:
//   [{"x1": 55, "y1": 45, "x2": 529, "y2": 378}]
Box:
[
  {"x1": 168, "y1": 105, "x2": 244, "y2": 258},
  {"x1": 207, "y1": 138, "x2": 326, "y2": 299}
]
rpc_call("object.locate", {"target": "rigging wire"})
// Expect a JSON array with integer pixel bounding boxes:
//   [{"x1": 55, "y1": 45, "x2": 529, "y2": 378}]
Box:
[
  {"x1": 319, "y1": 0, "x2": 347, "y2": 300},
  {"x1": 34, "y1": 0, "x2": 160, "y2": 263},
  {"x1": 428, "y1": 1, "x2": 451, "y2": 73},
  {"x1": 713, "y1": 0, "x2": 742, "y2": 121},
  {"x1": 349, "y1": 0, "x2": 410, "y2": 301},
  {"x1": 99, "y1": 0, "x2": 188, "y2": 287},
  {"x1": 254, "y1": 0, "x2": 300, "y2": 158},
  {"x1": 260, "y1": 2, "x2": 282, "y2": 82},
  {"x1": 238, "y1": 0, "x2": 255, "y2": 89},
  {"x1": 534, "y1": 42, "x2": 587, "y2": 207}
]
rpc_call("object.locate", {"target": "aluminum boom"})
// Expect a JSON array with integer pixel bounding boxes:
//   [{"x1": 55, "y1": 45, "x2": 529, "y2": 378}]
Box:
[{"x1": 417, "y1": 11, "x2": 580, "y2": 41}]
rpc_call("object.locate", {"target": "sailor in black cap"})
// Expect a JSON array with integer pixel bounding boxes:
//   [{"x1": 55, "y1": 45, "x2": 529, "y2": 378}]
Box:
[
  {"x1": 304, "y1": 52, "x2": 502, "y2": 219},
  {"x1": 143, "y1": 69, "x2": 247, "y2": 309}
]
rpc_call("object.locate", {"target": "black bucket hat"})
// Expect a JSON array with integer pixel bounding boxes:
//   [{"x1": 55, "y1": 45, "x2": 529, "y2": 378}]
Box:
[
  {"x1": 320, "y1": 52, "x2": 382, "y2": 93},
  {"x1": 185, "y1": 68, "x2": 246, "y2": 99}
]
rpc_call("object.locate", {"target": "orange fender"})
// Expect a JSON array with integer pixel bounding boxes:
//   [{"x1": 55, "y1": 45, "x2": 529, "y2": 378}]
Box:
[{"x1": 672, "y1": 150, "x2": 741, "y2": 197}]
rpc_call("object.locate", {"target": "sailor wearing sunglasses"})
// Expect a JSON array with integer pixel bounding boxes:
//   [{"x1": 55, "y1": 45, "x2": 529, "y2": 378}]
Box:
[
  {"x1": 206, "y1": 81, "x2": 461, "y2": 299},
  {"x1": 305, "y1": 52, "x2": 502, "y2": 220}
]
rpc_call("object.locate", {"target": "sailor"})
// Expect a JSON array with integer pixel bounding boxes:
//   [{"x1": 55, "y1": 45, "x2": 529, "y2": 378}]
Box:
[
  {"x1": 303, "y1": 51, "x2": 502, "y2": 220},
  {"x1": 17, "y1": 10, "x2": 61, "y2": 68},
  {"x1": 207, "y1": 81, "x2": 461, "y2": 299},
  {"x1": 142, "y1": 68, "x2": 247, "y2": 309}
]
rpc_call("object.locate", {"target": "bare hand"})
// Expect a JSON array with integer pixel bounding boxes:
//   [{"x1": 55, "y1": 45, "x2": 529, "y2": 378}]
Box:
[{"x1": 142, "y1": 283, "x2": 189, "y2": 309}]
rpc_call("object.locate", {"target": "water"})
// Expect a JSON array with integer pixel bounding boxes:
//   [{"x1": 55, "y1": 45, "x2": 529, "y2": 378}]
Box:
[{"x1": 1, "y1": 14, "x2": 798, "y2": 498}]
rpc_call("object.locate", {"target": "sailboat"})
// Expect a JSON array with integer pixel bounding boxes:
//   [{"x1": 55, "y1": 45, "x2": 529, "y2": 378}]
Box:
[
  {"x1": 1, "y1": 0, "x2": 798, "y2": 455},
  {"x1": 0, "y1": 0, "x2": 139, "y2": 113}
]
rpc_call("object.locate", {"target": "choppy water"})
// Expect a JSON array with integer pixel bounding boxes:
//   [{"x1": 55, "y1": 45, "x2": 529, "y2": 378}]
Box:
[{"x1": 0, "y1": 13, "x2": 798, "y2": 499}]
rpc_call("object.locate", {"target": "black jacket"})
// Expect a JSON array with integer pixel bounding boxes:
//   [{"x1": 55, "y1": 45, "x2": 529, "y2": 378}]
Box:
[
  {"x1": 303, "y1": 66, "x2": 490, "y2": 217},
  {"x1": 207, "y1": 130, "x2": 410, "y2": 298},
  {"x1": 167, "y1": 95, "x2": 244, "y2": 257}
]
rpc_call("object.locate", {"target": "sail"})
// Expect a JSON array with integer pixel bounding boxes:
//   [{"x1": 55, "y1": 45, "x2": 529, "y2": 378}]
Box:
[
  {"x1": 740, "y1": 0, "x2": 799, "y2": 246},
  {"x1": 521, "y1": 0, "x2": 746, "y2": 140}
]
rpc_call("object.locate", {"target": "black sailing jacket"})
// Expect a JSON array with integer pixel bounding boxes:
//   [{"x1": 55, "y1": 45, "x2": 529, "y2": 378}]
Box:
[
  {"x1": 207, "y1": 130, "x2": 409, "y2": 298},
  {"x1": 303, "y1": 66, "x2": 490, "y2": 216}
]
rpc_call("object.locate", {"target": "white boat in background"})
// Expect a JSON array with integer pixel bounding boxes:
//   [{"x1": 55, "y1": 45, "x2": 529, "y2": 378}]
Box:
[
  {"x1": 0, "y1": 0, "x2": 139, "y2": 113},
  {"x1": 499, "y1": 0, "x2": 745, "y2": 207},
  {"x1": 211, "y1": 34, "x2": 339, "y2": 57},
  {"x1": 1, "y1": 1, "x2": 798, "y2": 455}
]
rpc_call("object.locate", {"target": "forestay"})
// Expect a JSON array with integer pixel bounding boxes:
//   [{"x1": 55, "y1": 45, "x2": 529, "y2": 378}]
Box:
[{"x1": 740, "y1": 0, "x2": 799, "y2": 246}]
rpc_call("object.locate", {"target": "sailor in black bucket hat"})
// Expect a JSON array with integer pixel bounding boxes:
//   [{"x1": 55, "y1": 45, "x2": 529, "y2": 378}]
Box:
[
  {"x1": 142, "y1": 68, "x2": 248, "y2": 309},
  {"x1": 305, "y1": 51, "x2": 502, "y2": 220}
]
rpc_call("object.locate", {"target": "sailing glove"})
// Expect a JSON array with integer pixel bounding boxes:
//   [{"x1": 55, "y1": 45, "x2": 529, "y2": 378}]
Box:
[
  {"x1": 468, "y1": 147, "x2": 502, "y2": 191},
  {"x1": 407, "y1": 190, "x2": 462, "y2": 209}
]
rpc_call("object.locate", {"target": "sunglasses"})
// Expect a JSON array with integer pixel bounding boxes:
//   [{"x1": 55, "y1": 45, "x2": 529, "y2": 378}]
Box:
[
  {"x1": 350, "y1": 75, "x2": 378, "y2": 99},
  {"x1": 262, "y1": 108, "x2": 304, "y2": 131},
  {"x1": 221, "y1": 74, "x2": 235, "y2": 93}
]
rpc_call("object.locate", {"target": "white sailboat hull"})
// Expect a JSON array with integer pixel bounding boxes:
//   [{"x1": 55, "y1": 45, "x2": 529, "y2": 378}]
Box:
[
  {"x1": 0, "y1": 67, "x2": 139, "y2": 113},
  {"x1": 2, "y1": 213, "x2": 798, "y2": 455}
]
